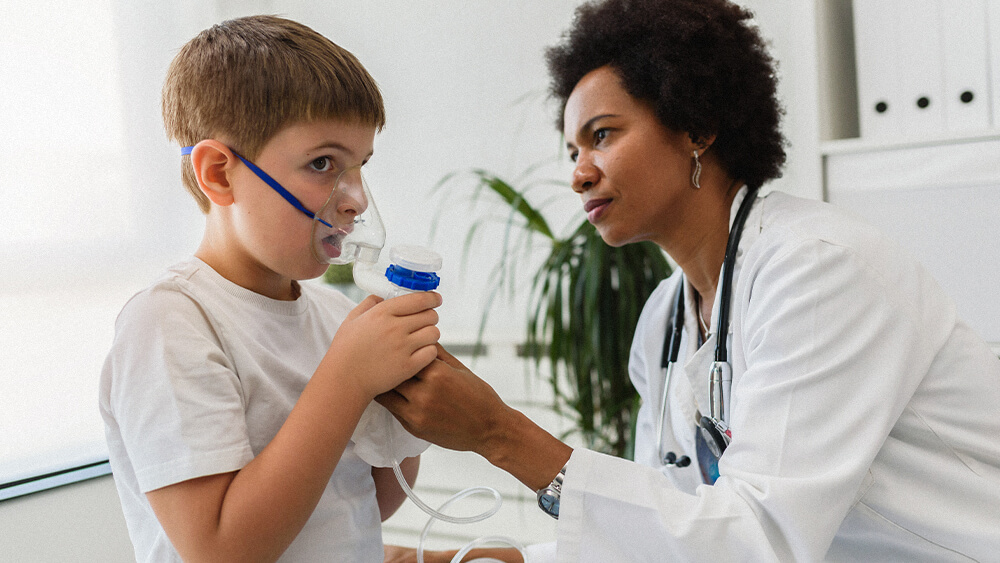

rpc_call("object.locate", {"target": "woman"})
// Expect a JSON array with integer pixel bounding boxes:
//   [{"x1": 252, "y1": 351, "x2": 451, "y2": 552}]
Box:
[{"x1": 381, "y1": 0, "x2": 1000, "y2": 560}]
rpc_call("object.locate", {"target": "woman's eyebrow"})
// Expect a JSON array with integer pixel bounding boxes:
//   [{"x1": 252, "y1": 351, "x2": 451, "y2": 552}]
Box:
[
  {"x1": 576, "y1": 113, "x2": 617, "y2": 136},
  {"x1": 567, "y1": 113, "x2": 618, "y2": 150}
]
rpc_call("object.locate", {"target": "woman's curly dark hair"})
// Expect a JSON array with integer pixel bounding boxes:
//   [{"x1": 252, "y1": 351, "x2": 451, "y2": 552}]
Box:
[{"x1": 546, "y1": 0, "x2": 786, "y2": 189}]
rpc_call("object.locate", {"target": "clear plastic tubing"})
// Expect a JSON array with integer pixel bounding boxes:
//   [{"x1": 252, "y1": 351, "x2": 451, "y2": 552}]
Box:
[{"x1": 365, "y1": 246, "x2": 528, "y2": 563}]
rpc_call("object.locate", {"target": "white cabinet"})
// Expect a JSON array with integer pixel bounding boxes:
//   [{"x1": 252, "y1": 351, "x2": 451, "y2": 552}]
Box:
[
  {"x1": 825, "y1": 138, "x2": 1000, "y2": 344},
  {"x1": 816, "y1": 0, "x2": 1000, "y2": 347},
  {"x1": 850, "y1": 0, "x2": 995, "y2": 139}
]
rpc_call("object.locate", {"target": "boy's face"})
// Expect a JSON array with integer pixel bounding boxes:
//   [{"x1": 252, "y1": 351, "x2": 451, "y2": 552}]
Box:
[{"x1": 217, "y1": 118, "x2": 376, "y2": 297}]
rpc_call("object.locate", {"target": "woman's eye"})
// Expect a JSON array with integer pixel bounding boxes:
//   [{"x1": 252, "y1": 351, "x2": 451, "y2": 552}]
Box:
[
  {"x1": 309, "y1": 156, "x2": 334, "y2": 172},
  {"x1": 594, "y1": 128, "x2": 609, "y2": 144},
  {"x1": 570, "y1": 151, "x2": 579, "y2": 163}
]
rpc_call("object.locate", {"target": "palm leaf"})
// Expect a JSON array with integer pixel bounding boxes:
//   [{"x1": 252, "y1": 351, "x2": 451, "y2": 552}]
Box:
[{"x1": 438, "y1": 165, "x2": 671, "y2": 457}]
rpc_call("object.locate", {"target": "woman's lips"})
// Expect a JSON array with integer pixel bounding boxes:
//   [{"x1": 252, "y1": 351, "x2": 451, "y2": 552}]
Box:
[{"x1": 584, "y1": 198, "x2": 612, "y2": 223}]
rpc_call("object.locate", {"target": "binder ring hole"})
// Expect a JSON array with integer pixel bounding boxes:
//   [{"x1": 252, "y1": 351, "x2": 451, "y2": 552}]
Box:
[
  {"x1": 960, "y1": 91, "x2": 974, "y2": 104},
  {"x1": 875, "y1": 101, "x2": 888, "y2": 114},
  {"x1": 916, "y1": 96, "x2": 930, "y2": 109}
]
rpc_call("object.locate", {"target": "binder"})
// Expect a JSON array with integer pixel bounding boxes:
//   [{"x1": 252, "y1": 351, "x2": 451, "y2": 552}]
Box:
[
  {"x1": 893, "y1": 0, "x2": 946, "y2": 136},
  {"x1": 989, "y1": 0, "x2": 1000, "y2": 128},
  {"x1": 853, "y1": 0, "x2": 903, "y2": 139},
  {"x1": 941, "y1": 0, "x2": 991, "y2": 133}
]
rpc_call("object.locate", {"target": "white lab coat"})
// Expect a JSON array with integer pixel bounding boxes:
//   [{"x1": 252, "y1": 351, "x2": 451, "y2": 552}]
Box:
[{"x1": 552, "y1": 189, "x2": 1000, "y2": 561}]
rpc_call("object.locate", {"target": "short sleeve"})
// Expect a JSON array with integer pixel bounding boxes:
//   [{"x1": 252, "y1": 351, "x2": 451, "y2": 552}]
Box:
[{"x1": 104, "y1": 285, "x2": 254, "y2": 492}]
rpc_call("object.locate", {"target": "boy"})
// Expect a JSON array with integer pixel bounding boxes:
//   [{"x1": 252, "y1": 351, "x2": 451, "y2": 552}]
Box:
[{"x1": 99, "y1": 15, "x2": 441, "y2": 562}]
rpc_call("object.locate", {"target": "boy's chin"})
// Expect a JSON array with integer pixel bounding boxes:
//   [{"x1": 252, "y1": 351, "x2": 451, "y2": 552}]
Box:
[{"x1": 303, "y1": 262, "x2": 334, "y2": 281}]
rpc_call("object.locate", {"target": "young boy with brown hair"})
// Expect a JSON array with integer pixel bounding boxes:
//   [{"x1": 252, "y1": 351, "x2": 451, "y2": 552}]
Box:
[{"x1": 99, "y1": 15, "x2": 440, "y2": 561}]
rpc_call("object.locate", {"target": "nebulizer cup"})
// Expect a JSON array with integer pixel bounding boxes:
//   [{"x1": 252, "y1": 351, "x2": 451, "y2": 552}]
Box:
[{"x1": 310, "y1": 167, "x2": 527, "y2": 563}]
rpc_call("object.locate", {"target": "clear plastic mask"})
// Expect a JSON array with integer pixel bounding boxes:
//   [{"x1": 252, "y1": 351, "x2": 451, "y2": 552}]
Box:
[{"x1": 310, "y1": 165, "x2": 386, "y2": 266}]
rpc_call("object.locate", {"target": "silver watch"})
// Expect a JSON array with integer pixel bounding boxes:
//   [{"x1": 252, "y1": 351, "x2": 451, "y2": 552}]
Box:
[{"x1": 536, "y1": 465, "x2": 567, "y2": 519}]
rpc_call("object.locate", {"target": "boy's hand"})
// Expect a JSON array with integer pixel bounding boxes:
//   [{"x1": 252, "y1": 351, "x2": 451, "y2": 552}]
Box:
[{"x1": 324, "y1": 292, "x2": 441, "y2": 399}]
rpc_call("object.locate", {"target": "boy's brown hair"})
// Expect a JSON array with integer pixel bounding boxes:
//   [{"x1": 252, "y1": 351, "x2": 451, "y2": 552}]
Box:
[{"x1": 162, "y1": 15, "x2": 385, "y2": 213}]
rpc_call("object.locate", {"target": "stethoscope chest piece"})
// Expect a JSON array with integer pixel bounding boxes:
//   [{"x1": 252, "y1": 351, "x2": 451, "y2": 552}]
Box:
[{"x1": 699, "y1": 416, "x2": 731, "y2": 459}]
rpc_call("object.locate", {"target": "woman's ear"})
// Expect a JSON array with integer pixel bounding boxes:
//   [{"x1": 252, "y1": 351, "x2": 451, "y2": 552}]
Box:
[
  {"x1": 692, "y1": 133, "x2": 718, "y2": 157},
  {"x1": 190, "y1": 140, "x2": 238, "y2": 206}
]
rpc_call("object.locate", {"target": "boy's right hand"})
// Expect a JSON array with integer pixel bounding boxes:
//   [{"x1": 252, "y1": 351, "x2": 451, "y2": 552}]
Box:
[{"x1": 323, "y1": 292, "x2": 442, "y2": 399}]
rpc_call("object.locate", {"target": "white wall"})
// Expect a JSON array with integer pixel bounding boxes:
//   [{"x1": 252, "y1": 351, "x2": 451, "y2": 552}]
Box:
[{"x1": 0, "y1": 476, "x2": 133, "y2": 562}]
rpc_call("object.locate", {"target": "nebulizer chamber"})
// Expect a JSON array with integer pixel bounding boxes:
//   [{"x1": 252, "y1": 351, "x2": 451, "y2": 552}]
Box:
[
  {"x1": 310, "y1": 167, "x2": 527, "y2": 563},
  {"x1": 310, "y1": 165, "x2": 442, "y2": 300}
]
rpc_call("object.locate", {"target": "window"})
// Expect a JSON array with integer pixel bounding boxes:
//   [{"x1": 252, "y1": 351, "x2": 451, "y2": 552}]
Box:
[{"x1": 0, "y1": 0, "x2": 204, "y2": 499}]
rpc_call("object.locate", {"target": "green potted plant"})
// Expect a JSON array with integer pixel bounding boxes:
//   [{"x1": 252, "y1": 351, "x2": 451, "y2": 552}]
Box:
[
  {"x1": 436, "y1": 166, "x2": 671, "y2": 459},
  {"x1": 324, "y1": 263, "x2": 365, "y2": 303}
]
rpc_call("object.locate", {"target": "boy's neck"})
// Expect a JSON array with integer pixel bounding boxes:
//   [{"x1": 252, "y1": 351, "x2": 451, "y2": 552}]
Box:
[{"x1": 195, "y1": 244, "x2": 301, "y2": 301}]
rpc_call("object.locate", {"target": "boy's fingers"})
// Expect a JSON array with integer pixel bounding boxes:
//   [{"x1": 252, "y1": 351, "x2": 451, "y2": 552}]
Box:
[
  {"x1": 410, "y1": 342, "x2": 439, "y2": 370},
  {"x1": 398, "y1": 309, "x2": 439, "y2": 335},
  {"x1": 345, "y1": 294, "x2": 382, "y2": 321},
  {"x1": 380, "y1": 291, "x2": 442, "y2": 315}
]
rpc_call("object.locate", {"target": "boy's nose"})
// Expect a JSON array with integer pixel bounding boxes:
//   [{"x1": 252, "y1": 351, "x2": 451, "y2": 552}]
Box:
[{"x1": 337, "y1": 185, "x2": 368, "y2": 218}]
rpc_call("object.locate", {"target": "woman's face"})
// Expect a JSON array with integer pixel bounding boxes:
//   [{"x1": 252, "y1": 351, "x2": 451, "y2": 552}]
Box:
[{"x1": 563, "y1": 66, "x2": 697, "y2": 248}]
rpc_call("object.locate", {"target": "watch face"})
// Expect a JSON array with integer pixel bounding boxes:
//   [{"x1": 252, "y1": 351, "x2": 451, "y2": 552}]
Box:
[{"x1": 539, "y1": 492, "x2": 560, "y2": 517}]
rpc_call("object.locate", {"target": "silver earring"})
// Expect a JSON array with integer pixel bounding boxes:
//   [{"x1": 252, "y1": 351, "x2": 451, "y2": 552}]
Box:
[{"x1": 691, "y1": 150, "x2": 702, "y2": 189}]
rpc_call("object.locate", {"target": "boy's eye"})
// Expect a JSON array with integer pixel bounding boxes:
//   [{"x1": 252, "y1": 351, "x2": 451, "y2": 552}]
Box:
[
  {"x1": 570, "y1": 151, "x2": 579, "y2": 163},
  {"x1": 594, "y1": 128, "x2": 609, "y2": 144},
  {"x1": 309, "y1": 156, "x2": 334, "y2": 172}
]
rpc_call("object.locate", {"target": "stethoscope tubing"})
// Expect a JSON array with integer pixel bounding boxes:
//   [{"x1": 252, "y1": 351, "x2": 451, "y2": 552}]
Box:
[
  {"x1": 657, "y1": 188, "x2": 758, "y2": 468},
  {"x1": 657, "y1": 283, "x2": 686, "y2": 465}
]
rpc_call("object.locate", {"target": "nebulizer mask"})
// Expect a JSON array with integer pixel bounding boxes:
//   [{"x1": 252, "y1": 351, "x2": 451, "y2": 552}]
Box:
[
  {"x1": 310, "y1": 166, "x2": 527, "y2": 563},
  {"x1": 310, "y1": 166, "x2": 444, "y2": 299}
]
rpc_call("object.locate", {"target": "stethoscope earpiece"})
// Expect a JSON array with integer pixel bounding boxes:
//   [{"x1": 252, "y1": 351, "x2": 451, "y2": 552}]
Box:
[{"x1": 663, "y1": 451, "x2": 691, "y2": 467}]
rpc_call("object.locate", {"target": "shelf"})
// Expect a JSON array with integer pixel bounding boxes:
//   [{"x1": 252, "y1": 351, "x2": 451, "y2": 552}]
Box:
[{"x1": 820, "y1": 130, "x2": 1000, "y2": 157}]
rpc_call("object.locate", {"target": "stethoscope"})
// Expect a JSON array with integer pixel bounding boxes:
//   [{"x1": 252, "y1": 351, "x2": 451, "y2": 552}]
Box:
[{"x1": 657, "y1": 188, "x2": 757, "y2": 471}]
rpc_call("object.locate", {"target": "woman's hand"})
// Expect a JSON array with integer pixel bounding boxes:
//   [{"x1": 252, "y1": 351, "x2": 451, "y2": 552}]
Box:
[
  {"x1": 377, "y1": 344, "x2": 573, "y2": 491},
  {"x1": 383, "y1": 544, "x2": 524, "y2": 563},
  {"x1": 383, "y1": 544, "x2": 449, "y2": 563},
  {"x1": 375, "y1": 344, "x2": 512, "y2": 457}
]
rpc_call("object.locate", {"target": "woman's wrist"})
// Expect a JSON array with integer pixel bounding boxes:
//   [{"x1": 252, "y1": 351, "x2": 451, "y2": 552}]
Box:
[{"x1": 482, "y1": 407, "x2": 573, "y2": 491}]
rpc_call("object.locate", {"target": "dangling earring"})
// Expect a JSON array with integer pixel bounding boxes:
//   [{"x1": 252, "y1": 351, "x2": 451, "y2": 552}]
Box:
[{"x1": 691, "y1": 150, "x2": 702, "y2": 189}]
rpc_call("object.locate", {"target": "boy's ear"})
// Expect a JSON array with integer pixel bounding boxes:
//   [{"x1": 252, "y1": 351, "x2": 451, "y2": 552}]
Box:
[{"x1": 190, "y1": 140, "x2": 239, "y2": 206}]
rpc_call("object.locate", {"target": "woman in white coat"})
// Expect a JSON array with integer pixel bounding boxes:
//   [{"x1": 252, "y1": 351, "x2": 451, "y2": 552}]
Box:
[{"x1": 380, "y1": 0, "x2": 1000, "y2": 560}]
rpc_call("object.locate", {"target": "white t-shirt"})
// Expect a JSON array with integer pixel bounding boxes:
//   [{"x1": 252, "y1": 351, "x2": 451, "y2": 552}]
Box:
[{"x1": 100, "y1": 257, "x2": 383, "y2": 562}]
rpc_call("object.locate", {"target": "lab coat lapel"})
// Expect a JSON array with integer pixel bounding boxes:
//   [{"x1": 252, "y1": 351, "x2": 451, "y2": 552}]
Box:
[{"x1": 682, "y1": 330, "x2": 716, "y2": 424}]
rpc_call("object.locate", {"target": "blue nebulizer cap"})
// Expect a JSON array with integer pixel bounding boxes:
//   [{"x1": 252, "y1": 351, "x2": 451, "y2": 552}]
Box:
[{"x1": 384, "y1": 245, "x2": 442, "y2": 292}]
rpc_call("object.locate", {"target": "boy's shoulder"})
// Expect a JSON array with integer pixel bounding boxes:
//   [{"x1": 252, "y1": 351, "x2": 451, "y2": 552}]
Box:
[{"x1": 113, "y1": 257, "x2": 219, "y2": 332}]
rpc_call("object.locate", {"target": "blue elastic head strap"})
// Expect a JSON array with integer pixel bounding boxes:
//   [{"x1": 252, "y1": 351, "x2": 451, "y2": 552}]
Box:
[{"x1": 181, "y1": 145, "x2": 333, "y2": 228}]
